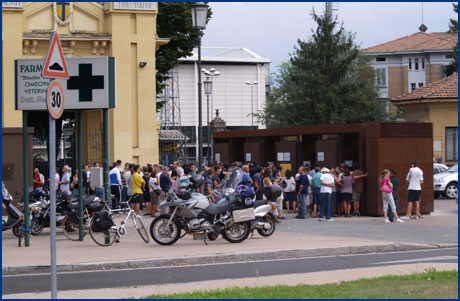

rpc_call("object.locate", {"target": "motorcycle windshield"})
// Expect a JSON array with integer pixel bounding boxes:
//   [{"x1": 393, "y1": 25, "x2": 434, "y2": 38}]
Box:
[{"x1": 2, "y1": 181, "x2": 12, "y2": 201}]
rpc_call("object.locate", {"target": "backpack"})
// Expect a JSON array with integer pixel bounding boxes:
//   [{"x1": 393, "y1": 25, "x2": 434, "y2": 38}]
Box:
[
  {"x1": 236, "y1": 184, "x2": 255, "y2": 207},
  {"x1": 92, "y1": 211, "x2": 114, "y2": 232}
]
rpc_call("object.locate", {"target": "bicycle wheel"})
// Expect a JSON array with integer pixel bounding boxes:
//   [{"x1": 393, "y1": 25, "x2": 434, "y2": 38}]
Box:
[
  {"x1": 62, "y1": 212, "x2": 86, "y2": 241},
  {"x1": 132, "y1": 214, "x2": 149, "y2": 243},
  {"x1": 88, "y1": 215, "x2": 117, "y2": 247},
  {"x1": 18, "y1": 230, "x2": 25, "y2": 247}
]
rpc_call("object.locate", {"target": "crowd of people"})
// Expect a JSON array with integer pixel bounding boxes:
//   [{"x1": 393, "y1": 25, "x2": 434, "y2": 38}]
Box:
[{"x1": 30, "y1": 158, "x2": 424, "y2": 224}]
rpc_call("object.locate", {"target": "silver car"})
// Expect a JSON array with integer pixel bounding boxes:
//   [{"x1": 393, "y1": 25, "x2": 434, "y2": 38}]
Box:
[{"x1": 434, "y1": 164, "x2": 458, "y2": 199}]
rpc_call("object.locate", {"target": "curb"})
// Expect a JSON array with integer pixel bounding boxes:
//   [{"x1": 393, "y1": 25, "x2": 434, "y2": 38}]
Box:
[{"x1": 2, "y1": 243, "x2": 457, "y2": 276}]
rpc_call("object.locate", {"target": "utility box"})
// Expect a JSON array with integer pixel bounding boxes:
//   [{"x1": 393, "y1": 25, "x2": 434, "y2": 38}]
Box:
[{"x1": 90, "y1": 167, "x2": 103, "y2": 187}]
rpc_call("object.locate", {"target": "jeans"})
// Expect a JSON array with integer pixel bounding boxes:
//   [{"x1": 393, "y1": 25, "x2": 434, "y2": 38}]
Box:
[
  {"x1": 297, "y1": 194, "x2": 308, "y2": 218},
  {"x1": 320, "y1": 193, "x2": 332, "y2": 220},
  {"x1": 330, "y1": 191, "x2": 337, "y2": 216},
  {"x1": 388, "y1": 196, "x2": 399, "y2": 222},
  {"x1": 121, "y1": 186, "x2": 127, "y2": 203},
  {"x1": 313, "y1": 188, "x2": 321, "y2": 205},
  {"x1": 94, "y1": 187, "x2": 104, "y2": 201}
]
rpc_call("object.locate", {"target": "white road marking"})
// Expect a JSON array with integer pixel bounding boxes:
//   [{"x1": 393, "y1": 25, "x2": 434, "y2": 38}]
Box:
[{"x1": 371, "y1": 256, "x2": 458, "y2": 265}]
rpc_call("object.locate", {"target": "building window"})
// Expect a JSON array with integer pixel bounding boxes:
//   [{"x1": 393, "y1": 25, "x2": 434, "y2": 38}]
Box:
[
  {"x1": 409, "y1": 58, "x2": 412, "y2": 70},
  {"x1": 446, "y1": 54, "x2": 454, "y2": 59},
  {"x1": 411, "y1": 83, "x2": 416, "y2": 91},
  {"x1": 376, "y1": 57, "x2": 386, "y2": 62},
  {"x1": 375, "y1": 68, "x2": 386, "y2": 87},
  {"x1": 446, "y1": 127, "x2": 458, "y2": 162},
  {"x1": 418, "y1": 83, "x2": 423, "y2": 88},
  {"x1": 415, "y1": 58, "x2": 419, "y2": 70}
]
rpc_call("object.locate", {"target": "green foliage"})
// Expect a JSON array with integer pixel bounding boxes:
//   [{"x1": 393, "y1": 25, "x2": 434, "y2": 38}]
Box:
[
  {"x1": 445, "y1": 3, "x2": 458, "y2": 76},
  {"x1": 255, "y1": 7, "x2": 384, "y2": 128},
  {"x1": 388, "y1": 108, "x2": 405, "y2": 121},
  {"x1": 143, "y1": 269, "x2": 458, "y2": 299},
  {"x1": 156, "y1": 3, "x2": 212, "y2": 112}
]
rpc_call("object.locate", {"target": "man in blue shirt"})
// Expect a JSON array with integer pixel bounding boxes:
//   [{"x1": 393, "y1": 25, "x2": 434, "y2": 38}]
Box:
[
  {"x1": 295, "y1": 166, "x2": 309, "y2": 219},
  {"x1": 238, "y1": 165, "x2": 253, "y2": 186},
  {"x1": 59, "y1": 165, "x2": 71, "y2": 192}
]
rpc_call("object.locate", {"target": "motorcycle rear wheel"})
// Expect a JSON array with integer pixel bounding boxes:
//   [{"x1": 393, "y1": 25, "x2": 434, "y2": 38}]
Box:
[
  {"x1": 256, "y1": 215, "x2": 276, "y2": 237},
  {"x1": 150, "y1": 216, "x2": 181, "y2": 245},
  {"x1": 12, "y1": 222, "x2": 23, "y2": 238},
  {"x1": 62, "y1": 213, "x2": 86, "y2": 241},
  {"x1": 31, "y1": 216, "x2": 45, "y2": 236},
  {"x1": 222, "y1": 221, "x2": 250, "y2": 243}
]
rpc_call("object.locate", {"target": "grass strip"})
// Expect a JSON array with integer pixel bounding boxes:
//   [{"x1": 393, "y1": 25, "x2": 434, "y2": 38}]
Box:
[{"x1": 143, "y1": 268, "x2": 458, "y2": 299}]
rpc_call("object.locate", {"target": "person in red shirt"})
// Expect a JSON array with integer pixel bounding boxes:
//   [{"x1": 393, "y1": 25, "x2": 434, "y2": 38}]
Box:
[{"x1": 33, "y1": 168, "x2": 45, "y2": 190}]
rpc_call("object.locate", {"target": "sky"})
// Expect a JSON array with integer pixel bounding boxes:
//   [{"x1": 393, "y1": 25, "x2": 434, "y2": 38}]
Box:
[{"x1": 200, "y1": 2, "x2": 457, "y2": 74}]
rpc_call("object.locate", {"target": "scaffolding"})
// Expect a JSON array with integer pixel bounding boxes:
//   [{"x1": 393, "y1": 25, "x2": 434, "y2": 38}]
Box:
[{"x1": 157, "y1": 67, "x2": 188, "y2": 166}]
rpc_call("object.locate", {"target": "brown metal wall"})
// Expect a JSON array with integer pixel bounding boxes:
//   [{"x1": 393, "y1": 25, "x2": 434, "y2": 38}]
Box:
[
  {"x1": 2, "y1": 127, "x2": 34, "y2": 212},
  {"x1": 243, "y1": 143, "x2": 263, "y2": 165},
  {"x1": 365, "y1": 123, "x2": 433, "y2": 216}
]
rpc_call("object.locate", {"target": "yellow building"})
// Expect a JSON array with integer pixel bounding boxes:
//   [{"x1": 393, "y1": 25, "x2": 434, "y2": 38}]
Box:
[
  {"x1": 392, "y1": 72, "x2": 458, "y2": 165},
  {"x1": 2, "y1": 2, "x2": 168, "y2": 165}
]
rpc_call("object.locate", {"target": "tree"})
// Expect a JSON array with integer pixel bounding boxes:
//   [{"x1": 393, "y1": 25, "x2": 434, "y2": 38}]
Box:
[
  {"x1": 445, "y1": 3, "x2": 458, "y2": 76},
  {"x1": 156, "y1": 2, "x2": 212, "y2": 112},
  {"x1": 255, "y1": 8, "x2": 384, "y2": 127}
]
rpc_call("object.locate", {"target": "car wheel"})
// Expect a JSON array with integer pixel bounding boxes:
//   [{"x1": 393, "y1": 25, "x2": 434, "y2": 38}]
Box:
[{"x1": 444, "y1": 182, "x2": 458, "y2": 199}]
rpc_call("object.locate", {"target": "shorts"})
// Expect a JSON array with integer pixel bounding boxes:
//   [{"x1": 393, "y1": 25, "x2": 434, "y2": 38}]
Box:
[
  {"x1": 150, "y1": 191, "x2": 159, "y2": 205},
  {"x1": 284, "y1": 191, "x2": 297, "y2": 202},
  {"x1": 407, "y1": 189, "x2": 421, "y2": 202},
  {"x1": 352, "y1": 191, "x2": 361, "y2": 203},
  {"x1": 340, "y1": 193, "x2": 352, "y2": 201},
  {"x1": 276, "y1": 197, "x2": 283, "y2": 210},
  {"x1": 129, "y1": 194, "x2": 143, "y2": 204}
]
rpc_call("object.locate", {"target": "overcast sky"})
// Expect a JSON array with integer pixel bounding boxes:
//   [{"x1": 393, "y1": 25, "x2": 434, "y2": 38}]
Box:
[{"x1": 200, "y1": 2, "x2": 456, "y2": 74}]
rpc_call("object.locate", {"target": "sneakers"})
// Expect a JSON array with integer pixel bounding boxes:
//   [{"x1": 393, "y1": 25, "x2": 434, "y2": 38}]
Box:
[
  {"x1": 356, "y1": 211, "x2": 361, "y2": 217},
  {"x1": 326, "y1": 219, "x2": 333, "y2": 222},
  {"x1": 396, "y1": 218, "x2": 404, "y2": 223},
  {"x1": 410, "y1": 216, "x2": 419, "y2": 219},
  {"x1": 318, "y1": 218, "x2": 323, "y2": 221},
  {"x1": 384, "y1": 219, "x2": 390, "y2": 223},
  {"x1": 400, "y1": 216, "x2": 410, "y2": 220}
]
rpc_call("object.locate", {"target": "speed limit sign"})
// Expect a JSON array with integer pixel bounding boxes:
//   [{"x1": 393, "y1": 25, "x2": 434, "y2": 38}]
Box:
[{"x1": 46, "y1": 81, "x2": 65, "y2": 119}]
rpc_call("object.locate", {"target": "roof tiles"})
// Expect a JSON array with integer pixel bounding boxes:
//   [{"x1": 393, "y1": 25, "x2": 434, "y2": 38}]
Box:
[
  {"x1": 361, "y1": 32, "x2": 458, "y2": 53},
  {"x1": 392, "y1": 72, "x2": 458, "y2": 102}
]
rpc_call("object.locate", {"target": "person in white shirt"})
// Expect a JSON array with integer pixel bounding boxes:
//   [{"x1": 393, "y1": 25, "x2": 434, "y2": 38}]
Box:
[
  {"x1": 401, "y1": 160, "x2": 424, "y2": 220},
  {"x1": 319, "y1": 168, "x2": 335, "y2": 221}
]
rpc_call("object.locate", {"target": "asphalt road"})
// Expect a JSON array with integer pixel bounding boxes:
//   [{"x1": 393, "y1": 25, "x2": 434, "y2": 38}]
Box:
[{"x1": 2, "y1": 248, "x2": 457, "y2": 295}]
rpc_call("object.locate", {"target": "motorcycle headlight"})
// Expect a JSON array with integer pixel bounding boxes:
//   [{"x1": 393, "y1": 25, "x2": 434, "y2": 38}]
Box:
[{"x1": 434, "y1": 178, "x2": 445, "y2": 183}]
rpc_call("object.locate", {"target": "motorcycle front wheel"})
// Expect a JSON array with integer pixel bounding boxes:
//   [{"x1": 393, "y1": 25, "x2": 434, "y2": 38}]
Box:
[
  {"x1": 222, "y1": 221, "x2": 250, "y2": 243},
  {"x1": 149, "y1": 216, "x2": 181, "y2": 245},
  {"x1": 31, "y1": 216, "x2": 45, "y2": 236},
  {"x1": 256, "y1": 215, "x2": 276, "y2": 237}
]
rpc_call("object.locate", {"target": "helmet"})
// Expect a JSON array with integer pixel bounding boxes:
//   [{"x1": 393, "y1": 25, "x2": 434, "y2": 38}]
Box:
[
  {"x1": 61, "y1": 190, "x2": 72, "y2": 201},
  {"x1": 190, "y1": 174, "x2": 204, "y2": 189}
]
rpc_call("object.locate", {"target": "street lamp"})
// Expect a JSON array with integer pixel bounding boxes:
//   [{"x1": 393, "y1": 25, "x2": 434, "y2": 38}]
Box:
[
  {"x1": 202, "y1": 68, "x2": 220, "y2": 163},
  {"x1": 203, "y1": 76, "x2": 212, "y2": 164},
  {"x1": 191, "y1": 2, "x2": 209, "y2": 172},
  {"x1": 246, "y1": 81, "x2": 258, "y2": 129}
]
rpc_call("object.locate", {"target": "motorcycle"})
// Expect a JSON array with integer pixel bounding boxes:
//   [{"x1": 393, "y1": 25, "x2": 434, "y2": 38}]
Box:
[
  {"x1": 2, "y1": 182, "x2": 24, "y2": 237},
  {"x1": 149, "y1": 175, "x2": 281, "y2": 246}
]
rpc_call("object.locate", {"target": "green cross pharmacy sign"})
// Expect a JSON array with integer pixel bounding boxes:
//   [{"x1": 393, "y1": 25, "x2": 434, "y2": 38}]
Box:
[{"x1": 15, "y1": 57, "x2": 116, "y2": 110}]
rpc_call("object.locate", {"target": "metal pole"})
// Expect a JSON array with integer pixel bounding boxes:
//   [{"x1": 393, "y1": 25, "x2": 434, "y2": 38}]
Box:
[
  {"x1": 49, "y1": 112, "x2": 57, "y2": 299},
  {"x1": 206, "y1": 94, "x2": 210, "y2": 164},
  {"x1": 22, "y1": 111, "x2": 30, "y2": 247},
  {"x1": 77, "y1": 110, "x2": 83, "y2": 241},
  {"x1": 197, "y1": 33, "x2": 203, "y2": 172},
  {"x1": 251, "y1": 85, "x2": 254, "y2": 130},
  {"x1": 103, "y1": 109, "x2": 109, "y2": 202}
]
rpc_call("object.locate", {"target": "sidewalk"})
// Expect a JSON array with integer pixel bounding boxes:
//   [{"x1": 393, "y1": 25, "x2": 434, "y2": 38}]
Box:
[{"x1": 1, "y1": 199, "x2": 458, "y2": 298}]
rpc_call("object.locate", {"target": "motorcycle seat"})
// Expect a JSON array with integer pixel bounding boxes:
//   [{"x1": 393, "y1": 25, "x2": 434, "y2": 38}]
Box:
[
  {"x1": 254, "y1": 199, "x2": 270, "y2": 208},
  {"x1": 204, "y1": 200, "x2": 230, "y2": 215},
  {"x1": 67, "y1": 196, "x2": 97, "y2": 209}
]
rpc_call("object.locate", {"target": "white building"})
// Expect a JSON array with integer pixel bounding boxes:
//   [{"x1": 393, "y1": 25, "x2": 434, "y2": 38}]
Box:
[{"x1": 165, "y1": 47, "x2": 271, "y2": 163}]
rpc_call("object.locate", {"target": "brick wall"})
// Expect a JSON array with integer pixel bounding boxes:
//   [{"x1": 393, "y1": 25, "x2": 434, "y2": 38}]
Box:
[
  {"x1": 429, "y1": 64, "x2": 443, "y2": 83},
  {"x1": 388, "y1": 66, "x2": 408, "y2": 113}
]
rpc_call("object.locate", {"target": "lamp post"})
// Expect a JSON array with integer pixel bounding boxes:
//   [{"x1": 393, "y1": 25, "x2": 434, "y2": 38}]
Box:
[
  {"x1": 191, "y1": 2, "x2": 209, "y2": 172},
  {"x1": 203, "y1": 76, "x2": 212, "y2": 164},
  {"x1": 246, "y1": 81, "x2": 258, "y2": 129},
  {"x1": 202, "y1": 68, "x2": 220, "y2": 163}
]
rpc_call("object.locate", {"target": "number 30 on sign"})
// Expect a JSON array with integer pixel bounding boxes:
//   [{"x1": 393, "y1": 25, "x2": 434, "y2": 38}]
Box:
[{"x1": 46, "y1": 81, "x2": 65, "y2": 119}]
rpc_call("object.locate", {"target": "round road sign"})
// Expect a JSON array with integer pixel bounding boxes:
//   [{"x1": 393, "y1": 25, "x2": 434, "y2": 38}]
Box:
[{"x1": 46, "y1": 81, "x2": 65, "y2": 119}]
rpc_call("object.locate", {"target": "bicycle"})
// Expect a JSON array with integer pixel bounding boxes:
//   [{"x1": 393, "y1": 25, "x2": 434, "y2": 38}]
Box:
[
  {"x1": 88, "y1": 197, "x2": 149, "y2": 247},
  {"x1": 61, "y1": 195, "x2": 106, "y2": 241}
]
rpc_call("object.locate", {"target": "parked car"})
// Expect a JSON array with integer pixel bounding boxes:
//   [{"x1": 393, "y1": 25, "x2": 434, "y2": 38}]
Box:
[
  {"x1": 433, "y1": 163, "x2": 448, "y2": 175},
  {"x1": 434, "y1": 164, "x2": 458, "y2": 199}
]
